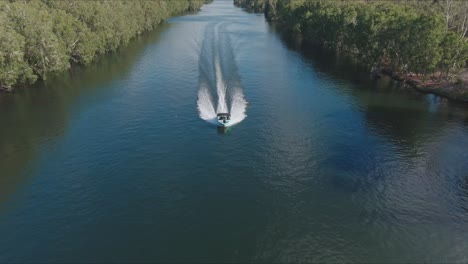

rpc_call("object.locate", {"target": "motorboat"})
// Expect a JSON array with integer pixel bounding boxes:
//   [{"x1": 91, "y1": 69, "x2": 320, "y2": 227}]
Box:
[{"x1": 217, "y1": 113, "x2": 231, "y2": 127}]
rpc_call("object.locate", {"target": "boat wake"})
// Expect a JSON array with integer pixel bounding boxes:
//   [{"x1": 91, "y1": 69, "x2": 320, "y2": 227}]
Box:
[{"x1": 197, "y1": 22, "x2": 247, "y2": 127}]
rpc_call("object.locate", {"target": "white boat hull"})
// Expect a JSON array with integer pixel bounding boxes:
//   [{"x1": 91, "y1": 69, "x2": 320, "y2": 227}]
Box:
[
  {"x1": 217, "y1": 113, "x2": 231, "y2": 127},
  {"x1": 217, "y1": 119, "x2": 231, "y2": 127}
]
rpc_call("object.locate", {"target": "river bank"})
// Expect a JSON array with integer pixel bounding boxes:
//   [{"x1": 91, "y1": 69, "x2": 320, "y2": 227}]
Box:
[
  {"x1": 374, "y1": 69, "x2": 468, "y2": 102},
  {"x1": 0, "y1": 0, "x2": 208, "y2": 93},
  {"x1": 234, "y1": 0, "x2": 468, "y2": 103},
  {"x1": 0, "y1": 85, "x2": 12, "y2": 93},
  {"x1": 282, "y1": 30, "x2": 468, "y2": 103},
  {"x1": 2, "y1": 1, "x2": 468, "y2": 262}
]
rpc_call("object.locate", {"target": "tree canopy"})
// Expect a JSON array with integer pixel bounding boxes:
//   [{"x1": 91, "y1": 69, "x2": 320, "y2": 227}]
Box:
[
  {"x1": 235, "y1": 0, "x2": 468, "y2": 81},
  {"x1": 0, "y1": 0, "x2": 205, "y2": 90}
]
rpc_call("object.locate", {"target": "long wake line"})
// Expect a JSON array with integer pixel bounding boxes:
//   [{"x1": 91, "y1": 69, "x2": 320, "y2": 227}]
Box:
[{"x1": 197, "y1": 23, "x2": 247, "y2": 127}]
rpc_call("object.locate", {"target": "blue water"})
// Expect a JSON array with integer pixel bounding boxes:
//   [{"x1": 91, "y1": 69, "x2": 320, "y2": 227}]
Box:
[{"x1": 0, "y1": 1, "x2": 468, "y2": 262}]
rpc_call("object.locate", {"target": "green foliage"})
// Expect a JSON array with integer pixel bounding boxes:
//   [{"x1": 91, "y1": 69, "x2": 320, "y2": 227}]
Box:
[
  {"x1": 5, "y1": 0, "x2": 69, "y2": 80},
  {"x1": 0, "y1": 12, "x2": 35, "y2": 88},
  {"x1": 233, "y1": 0, "x2": 266, "y2": 13},
  {"x1": 235, "y1": 0, "x2": 468, "y2": 80},
  {"x1": 0, "y1": 0, "x2": 205, "y2": 89}
]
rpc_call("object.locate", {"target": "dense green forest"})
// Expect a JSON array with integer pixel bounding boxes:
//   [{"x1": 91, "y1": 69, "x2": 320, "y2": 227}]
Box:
[
  {"x1": 0, "y1": 0, "x2": 206, "y2": 91},
  {"x1": 235, "y1": 0, "x2": 468, "y2": 85}
]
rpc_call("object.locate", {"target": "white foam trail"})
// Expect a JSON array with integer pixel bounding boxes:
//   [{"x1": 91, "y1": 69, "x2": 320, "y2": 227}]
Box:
[
  {"x1": 229, "y1": 87, "x2": 247, "y2": 126},
  {"x1": 197, "y1": 22, "x2": 247, "y2": 127},
  {"x1": 197, "y1": 82, "x2": 218, "y2": 125},
  {"x1": 215, "y1": 56, "x2": 228, "y2": 114},
  {"x1": 213, "y1": 22, "x2": 228, "y2": 114}
]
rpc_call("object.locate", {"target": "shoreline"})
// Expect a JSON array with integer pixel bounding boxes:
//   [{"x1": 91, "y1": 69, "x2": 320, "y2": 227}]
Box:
[
  {"x1": 0, "y1": 85, "x2": 13, "y2": 93},
  {"x1": 234, "y1": 0, "x2": 468, "y2": 104},
  {"x1": 295, "y1": 34, "x2": 468, "y2": 103},
  {"x1": 288, "y1": 33, "x2": 468, "y2": 104},
  {"x1": 0, "y1": 0, "x2": 210, "y2": 94},
  {"x1": 375, "y1": 69, "x2": 468, "y2": 103},
  {"x1": 290, "y1": 27, "x2": 468, "y2": 103},
  {"x1": 293, "y1": 30, "x2": 468, "y2": 103}
]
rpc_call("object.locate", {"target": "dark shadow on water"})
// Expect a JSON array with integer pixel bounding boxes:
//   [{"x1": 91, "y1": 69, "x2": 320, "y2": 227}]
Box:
[
  {"x1": 217, "y1": 126, "x2": 231, "y2": 134},
  {"x1": 0, "y1": 24, "x2": 170, "y2": 207},
  {"x1": 273, "y1": 28, "x2": 468, "y2": 206},
  {"x1": 276, "y1": 30, "x2": 468, "y2": 149}
]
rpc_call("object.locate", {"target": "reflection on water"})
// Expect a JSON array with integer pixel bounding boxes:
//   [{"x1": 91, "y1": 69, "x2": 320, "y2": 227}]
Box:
[
  {"x1": 285, "y1": 40, "x2": 468, "y2": 147},
  {"x1": 0, "y1": 1, "x2": 468, "y2": 263},
  {"x1": 0, "y1": 25, "x2": 168, "y2": 205}
]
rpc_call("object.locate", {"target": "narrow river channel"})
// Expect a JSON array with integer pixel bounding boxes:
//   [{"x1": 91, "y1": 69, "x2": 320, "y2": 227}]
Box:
[{"x1": 1, "y1": 0, "x2": 468, "y2": 262}]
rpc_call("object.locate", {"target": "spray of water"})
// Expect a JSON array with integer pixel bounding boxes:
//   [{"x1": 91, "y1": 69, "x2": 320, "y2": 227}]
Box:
[
  {"x1": 229, "y1": 87, "x2": 247, "y2": 125},
  {"x1": 197, "y1": 22, "x2": 247, "y2": 127},
  {"x1": 197, "y1": 81, "x2": 218, "y2": 125},
  {"x1": 215, "y1": 56, "x2": 228, "y2": 114}
]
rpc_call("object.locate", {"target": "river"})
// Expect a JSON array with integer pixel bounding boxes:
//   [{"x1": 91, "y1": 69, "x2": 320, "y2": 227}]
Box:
[{"x1": 1, "y1": 1, "x2": 468, "y2": 262}]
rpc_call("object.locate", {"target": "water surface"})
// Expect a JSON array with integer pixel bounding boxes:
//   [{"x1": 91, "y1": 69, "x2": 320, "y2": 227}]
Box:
[{"x1": 1, "y1": 1, "x2": 468, "y2": 262}]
